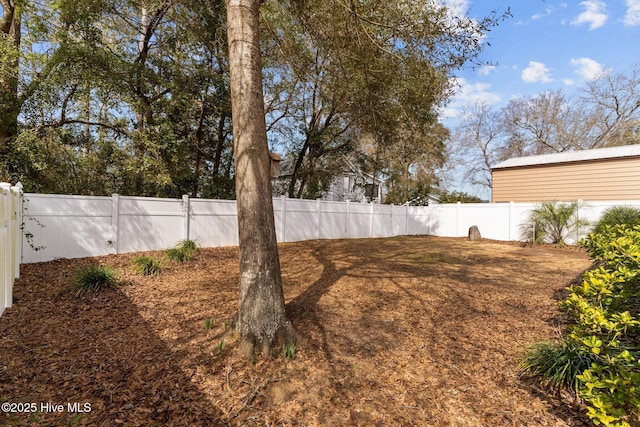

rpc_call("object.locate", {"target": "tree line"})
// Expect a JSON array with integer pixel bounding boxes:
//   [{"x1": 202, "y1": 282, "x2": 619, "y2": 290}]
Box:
[{"x1": 1, "y1": 0, "x2": 507, "y2": 202}]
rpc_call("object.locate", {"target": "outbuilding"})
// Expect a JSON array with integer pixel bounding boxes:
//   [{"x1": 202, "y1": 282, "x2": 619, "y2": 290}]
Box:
[{"x1": 491, "y1": 144, "x2": 640, "y2": 202}]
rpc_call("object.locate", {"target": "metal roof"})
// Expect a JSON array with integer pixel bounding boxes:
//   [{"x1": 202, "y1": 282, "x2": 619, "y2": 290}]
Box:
[{"x1": 491, "y1": 144, "x2": 640, "y2": 170}]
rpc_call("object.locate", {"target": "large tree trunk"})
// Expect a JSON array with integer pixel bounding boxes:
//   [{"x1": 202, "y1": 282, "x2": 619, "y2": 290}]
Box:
[
  {"x1": 0, "y1": 0, "x2": 22, "y2": 155},
  {"x1": 225, "y1": 0, "x2": 295, "y2": 357}
]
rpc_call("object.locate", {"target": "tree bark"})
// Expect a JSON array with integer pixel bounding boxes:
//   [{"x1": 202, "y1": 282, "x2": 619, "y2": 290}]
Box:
[
  {"x1": 0, "y1": 0, "x2": 21, "y2": 154},
  {"x1": 225, "y1": 0, "x2": 295, "y2": 357}
]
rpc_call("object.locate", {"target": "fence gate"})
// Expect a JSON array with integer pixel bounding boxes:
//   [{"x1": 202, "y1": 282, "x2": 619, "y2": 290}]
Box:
[{"x1": 1, "y1": 183, "x2": 22, "y2": 317}]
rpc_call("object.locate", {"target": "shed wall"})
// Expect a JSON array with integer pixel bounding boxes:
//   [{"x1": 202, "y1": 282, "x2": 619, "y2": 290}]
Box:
[{"x1": 492, "y1": 156, "x2": 640, "y2": 202}]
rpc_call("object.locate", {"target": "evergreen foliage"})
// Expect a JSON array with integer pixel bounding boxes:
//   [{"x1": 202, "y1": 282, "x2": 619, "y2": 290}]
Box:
[
  {"x1": 521, "y1": 225, "x2": 640, "y2": 427},
  {"x1": 592, "y1": 206, "x2": 640, "y2": 235}
]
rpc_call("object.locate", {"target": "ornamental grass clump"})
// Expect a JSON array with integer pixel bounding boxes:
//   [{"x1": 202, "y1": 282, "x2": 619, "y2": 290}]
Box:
[
  {"x1": 132, "y1": 256, "x2": 162, "y2": 275},
  {"x1": 166, "y1": 239, "x2": 198, "y2": 262},
  {"x1": 74, "y1": 264, "x2": 118, "y2": 297},
  {"x1": 520, "y1": 337, "x2": 595, "y2": 393}
]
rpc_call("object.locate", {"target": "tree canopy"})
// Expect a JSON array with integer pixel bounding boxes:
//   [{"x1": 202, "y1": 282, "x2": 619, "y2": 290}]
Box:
[{"x1": 1, "y1": 0, "x2": 508, "y2": 201}]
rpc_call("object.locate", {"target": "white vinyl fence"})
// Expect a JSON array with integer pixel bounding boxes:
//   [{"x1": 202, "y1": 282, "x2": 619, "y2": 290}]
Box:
[
  {"x1": 0, "y1": 183, "x2": 22, "y2": 317},
  {"x1": 20, "y1": 194, "x2": 427, "y2": 263},
  {"x1": 2, "y1": 192, "x2": 639, "y2": 319},
  {"x1": 19, "y1": 193, "x2": 640, "y2": 265}
]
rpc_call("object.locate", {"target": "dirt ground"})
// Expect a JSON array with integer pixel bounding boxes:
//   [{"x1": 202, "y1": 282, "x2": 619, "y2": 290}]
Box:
[{"x1": 0, "y1": 236, "x2": 594, "y2": 426}]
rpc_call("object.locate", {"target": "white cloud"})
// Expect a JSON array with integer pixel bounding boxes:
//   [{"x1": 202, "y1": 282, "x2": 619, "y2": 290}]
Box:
[
  {"x1": 624, "y1": 0, "x2": 640, "y2": 26},
  {"x1": 570, "y1": 57, "x2": 605, "y2": 81},
  {"x1": 442, "y1": 78, "x2": 502, "y2": 119},
  {"x1": 521, "y1": 61, "x2": 553, "y2": 83},
  {"x1": 564, "y1": 78, "x2": 576, "y2": 86},
  {"x1": 478, "y1": 65, "x2": 497, "y2": 76},
  {"x1": 532, "y1": 7, "x2": 554, "y2": 20},
  {"x1": 440, "y1": 0, "x2": 470, "y2": 17},
  {"x1": 571, "y1": 1, "x2": 608, "y2": 30}
]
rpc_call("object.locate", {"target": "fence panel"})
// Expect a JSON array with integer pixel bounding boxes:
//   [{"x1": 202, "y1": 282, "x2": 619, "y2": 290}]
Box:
[
  {"x1": 117, "y1": 196, "x2": 184, "y2": 253},
  {"x1": 276, "y1": 198, "x2": 319, "y2": 242},
  {"x1": 0, "y1": 188, "x2": 7, "y2": 316},
  {"x1": 17, "y1": 192, "x2": 640, "y2": 266},
  {"x1": 1, "y1": 183, "x2": 22, "y2": 317},
  {"x1": 347, "y1": 202, "x2": 372, "y2": 238},
  {"x1": 370, "y1": 203, "x2": 392, "y2": 238},
  {"x1": 319, "y1": 201, "x2": 349, "y2": 240},
  {"x1": 190, "y1": 199, "x2": 239, "y2": 247},
  {"x1": 426, "y1": 204, "x2": 459, "y2": 237},
  {"x1": 458, "y1": 203, "x2": 513, "y2": 241},
  {"x1": 21, "y1": 194, "x2": 113, "y2": 262}
]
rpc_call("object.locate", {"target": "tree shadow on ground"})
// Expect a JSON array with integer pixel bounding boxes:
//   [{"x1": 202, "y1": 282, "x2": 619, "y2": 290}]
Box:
[
  {"x1": 282, "y1": 236, "x2": 592, "y2": 426},
  {"x1": 0, "y1": 258, "x2": 224, "y2": 426}
]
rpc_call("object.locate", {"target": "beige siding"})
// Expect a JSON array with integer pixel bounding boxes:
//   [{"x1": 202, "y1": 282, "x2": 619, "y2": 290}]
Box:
[{"x1": 492, "y1": 157, "x2": 640, "y2": 202}]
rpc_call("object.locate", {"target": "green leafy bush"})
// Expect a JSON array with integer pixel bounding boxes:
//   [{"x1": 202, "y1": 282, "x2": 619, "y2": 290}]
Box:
[
  {"x1": 522, "y1": 225, "x2": 640, "y2": 426},
  {"x1": 522, "y1": 200, "x2": 589, "y2": 245},
  {"x1": 74, "y1": 265, "x2": 118, "y2": 297},
  {"x1": 132, "y1": 256, "x2": 162, "y2": 275},
  {"x1": 166, "y1": 239, "x2": 198, "y2": 262},
  {"x1": 592, "y1": 206, "x2": 640, "y2": 236}
]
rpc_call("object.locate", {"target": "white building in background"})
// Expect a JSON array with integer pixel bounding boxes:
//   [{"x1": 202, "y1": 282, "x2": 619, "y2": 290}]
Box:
[
  {"x1": 323, "y1": 160, "x2": 385, "y2": 203},
  {"x1": 270, "y1": 154, "x2": 386, "y2": 203}
]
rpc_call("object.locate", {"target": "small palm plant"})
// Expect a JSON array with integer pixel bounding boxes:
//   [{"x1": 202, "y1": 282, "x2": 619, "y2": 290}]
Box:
[{"x1": 523, "y1": 200, "x2": 589, "y2": 245}]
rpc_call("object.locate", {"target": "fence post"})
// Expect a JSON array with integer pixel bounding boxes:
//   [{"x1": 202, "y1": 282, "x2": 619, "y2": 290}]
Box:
[
  {"x1": 345, "y1": 200, "x2": 351, "y2": 237},
  {"x1": 111, "y1": 194, "x2": 120, "y2": 254},
  {"x1": 182, "y1": 194, "x2": 190, "y2": 241},
  {"x1": 509, "y1": 201, "x2": 514, "y2": 241},
  {"x1": 456, "y1": 202, "x2": 462, "y2": 237},
  {"x1": 369, "y1": 202, "x2": 375, "y2": 238},
  {"x1": 576, "y1": 199, "x2": 583, "y2": 243},
  {"x1": 0, "y1": 194, "x2": 5, "y2": 316},
  {"x1": 11, "y1": 183, "x2": 22, "y2": 280},
  {"x1": 1, "y1": 183, "x2": 13, "y2": 312},
  {"x1": 316, "y1": 199, "x2": 321, "y2": 240},
  {"x1": 405, "y1": 204, "x2": 409, "y2": 236},
  {"x1": 280, "y1": 195, "x2": 287, "y2": 243}
]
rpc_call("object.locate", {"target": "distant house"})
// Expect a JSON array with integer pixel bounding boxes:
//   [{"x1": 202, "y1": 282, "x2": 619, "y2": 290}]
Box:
[
  {"x1": 323, "y1": 160, "x2": 385, "y2": 203},
  {"x1": 491, "y1": 144, "x2": 640, "y2": 202},
  {"x1": 408, "y1": 193, "x2": 440, "y2": 206},
  {"x1": 270, "y1": 155, "x2": 385, "y2": 203}
]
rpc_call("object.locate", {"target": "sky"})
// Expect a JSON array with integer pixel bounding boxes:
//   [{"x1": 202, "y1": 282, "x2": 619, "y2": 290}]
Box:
[{"x1": 440, "y1": 0, "x2": 640, "y2": 198}]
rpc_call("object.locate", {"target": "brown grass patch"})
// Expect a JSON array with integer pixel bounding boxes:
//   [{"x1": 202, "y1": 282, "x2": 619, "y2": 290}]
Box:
[{"x1": 0, "y1": 236, "x2": 593, "y2": 426}]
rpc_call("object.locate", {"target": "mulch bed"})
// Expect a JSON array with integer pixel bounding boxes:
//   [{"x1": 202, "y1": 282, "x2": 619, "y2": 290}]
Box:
[{"x1": 0, "y1": 236, "x2": 594, "y2": 426}]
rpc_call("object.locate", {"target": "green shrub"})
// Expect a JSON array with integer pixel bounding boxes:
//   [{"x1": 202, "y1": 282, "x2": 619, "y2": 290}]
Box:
[
  {"x1": 522, "y1": 200, "x2": 589, "y2": 245},
  {"x1": 132, "y1": 256, "x2": 162, "y2": 275},
  {"x1": 74, "y1": 265, "x2": 118, "y2": 297},
  {"x1": 179, "y1": 239, "x2": 198, "y2": 252},
  {"x1": 593, "y1": 206, "x2": 640, "y2": 236},
  {"x1": 166, "y1": 239, "x2": 198, "y2": 262},
  {"x1": 520, "y1": 338, "x2": 596, "y2": 392},
  {"x1": 523, "y1": 225, "x2": 640, "y2": 426}
]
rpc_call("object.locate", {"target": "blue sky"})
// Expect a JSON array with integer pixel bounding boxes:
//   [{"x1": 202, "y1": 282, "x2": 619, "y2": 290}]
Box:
[
  {"x1": 443, "y1": 0, "x2": 640, "y2": 119},
  {"x1": 441, "y1": 0, "x2": 640, "y2": 198}
]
